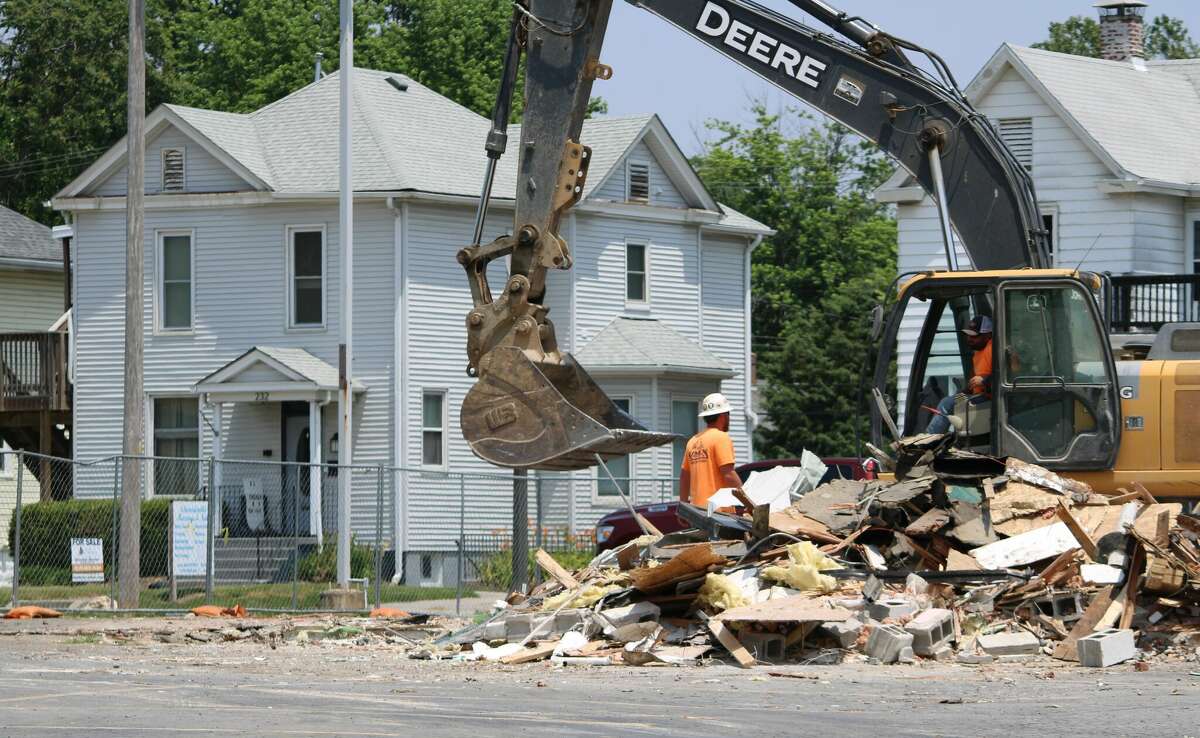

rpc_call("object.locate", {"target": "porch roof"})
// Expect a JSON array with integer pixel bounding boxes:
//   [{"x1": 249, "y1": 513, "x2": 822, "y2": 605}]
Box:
[
  {"x1": 194, "y1": 346, "x2": 366, "y2": 403},
  {"x1": 576, "y1": 317, "x2": 736, "y2": 379}
]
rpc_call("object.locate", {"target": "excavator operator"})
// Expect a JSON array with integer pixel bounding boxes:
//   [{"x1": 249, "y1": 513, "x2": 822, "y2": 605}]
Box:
[{"x1": 927, "y1": 316, "x2": 993, "y2": 435}]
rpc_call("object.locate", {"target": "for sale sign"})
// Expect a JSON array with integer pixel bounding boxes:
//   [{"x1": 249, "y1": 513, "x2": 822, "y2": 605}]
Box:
[{"x1": 70, "y1": 538, "x2": 104, "y2": 583}]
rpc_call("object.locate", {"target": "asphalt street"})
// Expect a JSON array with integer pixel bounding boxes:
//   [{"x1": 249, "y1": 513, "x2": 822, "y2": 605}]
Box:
[{"x1": 0, "y1": 630, "x2": 1197, "y2": 737}]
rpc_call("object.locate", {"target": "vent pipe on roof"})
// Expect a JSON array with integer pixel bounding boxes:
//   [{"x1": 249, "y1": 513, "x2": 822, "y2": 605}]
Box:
[
  {"x1": 314, "y1": 52, "x2": 325, "y2": 82},
  {"x1": 1095, "y1": 1, "x2": 1147, "y2": 62}
]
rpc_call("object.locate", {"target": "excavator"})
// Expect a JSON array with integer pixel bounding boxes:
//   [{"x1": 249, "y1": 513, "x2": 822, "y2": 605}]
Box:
[{"x1": 456, "y1": 0, "x2": 1200, "y2": 498}]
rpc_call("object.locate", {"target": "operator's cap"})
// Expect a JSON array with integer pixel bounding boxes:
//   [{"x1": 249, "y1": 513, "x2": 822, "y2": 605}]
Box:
[
  {"x1": 962, "y1": 315, "x2": 993, "y2": 336},
  {"x1": 698, "y1": 392, "x2": 733, "y2": 418}
]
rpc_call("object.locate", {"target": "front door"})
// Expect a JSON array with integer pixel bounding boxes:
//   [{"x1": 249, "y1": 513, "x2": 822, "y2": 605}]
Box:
[{"x1": 282, "y1": 403, "x2": 311, "y2": 536}]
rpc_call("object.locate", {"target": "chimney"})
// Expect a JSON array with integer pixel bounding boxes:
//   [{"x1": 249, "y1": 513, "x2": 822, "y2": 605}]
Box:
[{"x1": 1095, "y1": 1, "x2": 1148, "y2": 61}]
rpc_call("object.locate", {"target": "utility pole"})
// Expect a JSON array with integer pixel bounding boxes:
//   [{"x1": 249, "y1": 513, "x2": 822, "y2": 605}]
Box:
[
  {"x1": 118, "y1": 0, "x2": 146, "y2": 610},
  {"x1": 336, "y1": 0, "x2": 354, "y2": 589}
]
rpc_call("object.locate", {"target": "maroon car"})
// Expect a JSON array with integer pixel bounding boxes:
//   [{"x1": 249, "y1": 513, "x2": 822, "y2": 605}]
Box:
[{"x1": 594, "y1": 457, "x2": 878, "y2": 552}]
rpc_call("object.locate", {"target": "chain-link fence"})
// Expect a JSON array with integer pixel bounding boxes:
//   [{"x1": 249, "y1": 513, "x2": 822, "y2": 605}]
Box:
[{"x1": 1, "y1": 449, "x2": 676, "y2": 615}]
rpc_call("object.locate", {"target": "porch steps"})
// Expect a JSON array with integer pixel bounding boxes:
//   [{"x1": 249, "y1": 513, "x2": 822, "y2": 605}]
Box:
[{"x1": 212, "y1": 537, "x2": 316, "y2": 583}]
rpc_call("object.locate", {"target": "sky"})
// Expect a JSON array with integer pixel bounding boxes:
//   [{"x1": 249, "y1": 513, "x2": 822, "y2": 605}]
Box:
[{"x1": 596, "y1": 0, "x2": 1199, "y2": 154}]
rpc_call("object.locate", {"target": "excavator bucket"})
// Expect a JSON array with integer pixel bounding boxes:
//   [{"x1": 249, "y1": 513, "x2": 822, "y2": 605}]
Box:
[{"x1": 461, "y1": 346, "x2": 675, "y2": 471}]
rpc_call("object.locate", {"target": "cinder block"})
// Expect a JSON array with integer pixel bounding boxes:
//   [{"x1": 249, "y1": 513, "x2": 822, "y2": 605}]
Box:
[
  {"x1": 1032, "y1": 592, "x2": 1085, "y2": 624},
  {"x1": 867, "y1": 597, "x2": 918, "y2": 621},
  {"x1": 738, "y1": 631, "x2": 786, "y2": 662},
  {"x1": 977, "y1": 630, "x2": 1040, "y2": 656},
  {"x1": 503, "y1": 609, "x2": 590, "y2": 641},
  {"x1": 905, "y1": 608, "x2": 955, "y2": 656},
  {"x1": 821, "y1": 618, "x2": 864, "y2": 649},
  {"x1": 598, "y1": 601, "x2": 661, "y2": 631},
  {"x1": 1078, "y1": 628, "x2": 1136, "y2": 668},
  {"x1": 866, "y1": 623, "x2": 915, "y2": 664}
]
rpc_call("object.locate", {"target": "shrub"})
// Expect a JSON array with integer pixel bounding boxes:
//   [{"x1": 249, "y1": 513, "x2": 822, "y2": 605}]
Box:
[
  {"x1": 8, "y1": 498, "x2": 172, "y2": 584},
  {"x1": 476, "y1": 548, "x2": 594, "y2": 590},
  {"x1": 297, "y1": 541, "x2": 375, "y2": 582}
]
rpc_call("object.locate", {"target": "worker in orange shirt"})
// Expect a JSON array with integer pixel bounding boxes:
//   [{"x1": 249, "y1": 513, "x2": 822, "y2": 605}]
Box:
[
  {"x1": 927, "y1": 315, "x2": 994, "y2": 434},
  {"x1": 679, "y1": 393, "x2": 746, "y2": 509}
]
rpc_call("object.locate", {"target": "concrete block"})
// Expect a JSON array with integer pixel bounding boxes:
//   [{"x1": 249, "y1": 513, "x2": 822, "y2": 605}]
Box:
[
  {"x1": 866, "y1": 623, "x2": 915, "y2": 664},
  {"x1": 867, "y1": 597, "x2": 918, "y2": 621},
  {"x1": 319, "y1": 588, "x2": 366, "y2": 610},
  {"x1": 738, "y1": 631, "x2": 786, "y2": 662},
  {"x1": 1032, "y1": 591, "x2": 1085, "y2": 624},
  {"x1": 599, "y1": 601, "x2": 661, "y2": 631},
  {"x1": 904, "y1": 573, "x2": 930, "y2": 596},
  {"x1": 977, "y1": 631, "x2": 1040, "y2": 657},
  {"x1": 862, "y1": 575, "x2": 884, "y2": 603},
  {"x1": 1078, "y1": 628, "x2": 1136, "y2": 668},
  {"x1": 821, "y1": 618, "x2": 864, "y2": 649},
  {"x1": 904, "y1": 608, "x2": 955, "y2": 656}
]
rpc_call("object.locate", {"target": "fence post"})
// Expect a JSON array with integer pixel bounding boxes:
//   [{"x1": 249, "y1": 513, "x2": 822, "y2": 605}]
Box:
[
  {"x1": 12, "y1": 451, "x2": 23, "y2": 607},
  {"x1": 457, "y1": 474, "x2": 465, "y2": 612},
  {"x1": 291, "y1": 462, "x2": 299, "y2": 611},
  {"x1": 455, "y1": 538, "x2": 463, "y2": 616},
  {"x1": 534, "y1": 476, "x2": 543, "y2": 586},
  {"x1": 205, "y1": 458, "x2": 215, "y2": 603},
  {"x1": 374, "y1": 465, "x2": 383, "y2": 609},
  {"x1": 110, "y1": 457, "x2": 120, "y2": 606}
]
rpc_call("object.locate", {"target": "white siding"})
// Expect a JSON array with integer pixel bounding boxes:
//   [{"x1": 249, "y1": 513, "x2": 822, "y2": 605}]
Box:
[
  {"x1": 91, "y1": 126, "x2": 252, "y2": 196},
  {"x1": 0, "y1": 268, "x2": 64, "y2": 332},
  {"x1": 1132, "y1": 193, "x2": 1185, "y2": 274},
  {"x1": 591, "y1": 141, "x2": 689, "y2": 208}
]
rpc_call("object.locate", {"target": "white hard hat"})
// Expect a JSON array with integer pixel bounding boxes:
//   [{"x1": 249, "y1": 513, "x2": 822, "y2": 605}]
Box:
[{"x1": 698, "y1": 392, "x2": 732, "y2": 418}]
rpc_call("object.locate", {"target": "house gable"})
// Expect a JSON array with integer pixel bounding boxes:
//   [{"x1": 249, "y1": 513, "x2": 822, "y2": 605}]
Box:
[{"x1": 586, "y1": 117, "x2": 717, "y2": 211}]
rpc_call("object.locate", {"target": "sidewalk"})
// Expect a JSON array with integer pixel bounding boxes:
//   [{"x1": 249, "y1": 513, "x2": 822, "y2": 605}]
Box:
[{"x1": 388, "y1": 590, "x2": 505, "y2": 617}]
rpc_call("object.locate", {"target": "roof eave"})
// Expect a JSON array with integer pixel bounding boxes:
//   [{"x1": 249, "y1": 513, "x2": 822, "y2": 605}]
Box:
[
  {"x1": 582, "y1": 364, "x2": 737, "y2": 379},
  {"x1": 0, "y1": 256, "x2": 63, "y2": 272}
]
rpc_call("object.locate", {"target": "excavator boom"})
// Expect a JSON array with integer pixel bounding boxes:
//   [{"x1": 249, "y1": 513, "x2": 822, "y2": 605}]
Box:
[{"x1": 459, "y1": 0, "x2": 1050, "y2": 471}]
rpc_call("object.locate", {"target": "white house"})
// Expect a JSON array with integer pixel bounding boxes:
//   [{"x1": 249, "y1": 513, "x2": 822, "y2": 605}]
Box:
[
  {"x1": 875, "y1": 4, "x2": 1200, "y2": 420},
  {"x1": 51, "y1": 68, "x2": 771, "y2": 579}
]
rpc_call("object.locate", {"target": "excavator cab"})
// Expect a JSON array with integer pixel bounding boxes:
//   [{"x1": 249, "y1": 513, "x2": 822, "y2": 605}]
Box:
[{"x1": 873, "y1": 271, "x2": 1123, "y2": 472}]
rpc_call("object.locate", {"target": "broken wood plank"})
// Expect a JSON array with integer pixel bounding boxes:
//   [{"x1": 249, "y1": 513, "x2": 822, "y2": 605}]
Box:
[
  {"x1": 945, "y1": 548, "x2": 982, "y2": 571},
  {"x1": 499, "y1": 642, "x2": 559, "y2": 665},
  {"x1": 629, "y1": 544, "x2": 726, "y2": 593},
  {"x1": 1132, "y1": 482, "x2": 1158, "y2": 506},
  {"x1": 1056, "y1": 502, "x2": 1099, "y2": 561},
  {"x1": 705, "y1": 617, "x2": 756, "y2": 668},
  {"x1": 1155, "y1": 509, "x2": 1171, "y2": 547},
  {"x1": 1053, "y1": 585, "x2": 1117, "y2": 662},
  {"x1": 904, "y1": 508, "x2": 951, "y2": 537},
  {"x1": 1107, "y1": 490, "x2": 1141, "y2": 505},
  {"x1": 1119, "y1": 543, "x2": 1146, "y2": 631},
  {"x1": 534, "y1": 549, "x2": 579, "y2": 590}
]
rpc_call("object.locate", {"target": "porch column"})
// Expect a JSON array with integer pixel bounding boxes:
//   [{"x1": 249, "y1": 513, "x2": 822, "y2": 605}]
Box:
[{"x1": 309, "y1": 400, "x2": 323, "y2": 546}]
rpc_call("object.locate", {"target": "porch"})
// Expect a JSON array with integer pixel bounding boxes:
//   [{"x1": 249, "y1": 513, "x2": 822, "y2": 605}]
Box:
[{"x1": 0, "y1": 330, "x2": 71, "y2": 500}]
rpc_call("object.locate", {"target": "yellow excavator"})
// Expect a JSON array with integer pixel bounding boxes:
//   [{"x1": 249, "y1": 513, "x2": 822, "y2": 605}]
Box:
[{"x1": 456, "y1": 0, "x2": 1200, "y2": 498}]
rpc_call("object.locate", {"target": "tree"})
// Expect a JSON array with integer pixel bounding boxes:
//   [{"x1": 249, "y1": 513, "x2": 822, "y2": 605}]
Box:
[
  {"x1": 1033, "y1": 13, "x2": 1198, "y2": 59},
  {"x1": 692, "y1": 106, "x2": 897, "y2": 457}
]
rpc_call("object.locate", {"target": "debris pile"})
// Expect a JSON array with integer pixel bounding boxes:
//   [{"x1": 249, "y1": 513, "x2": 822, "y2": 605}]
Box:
[{"x1": 435, "y1": 435, "x2": 1200, "y2": 669}]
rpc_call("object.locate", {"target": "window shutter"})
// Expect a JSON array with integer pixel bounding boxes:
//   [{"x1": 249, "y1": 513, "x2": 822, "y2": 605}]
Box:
[
  {"x1": 628, "y1": 162, "x2": 650, "y2": 202},
  {"x1": 997, "y1": 118, "x2": 1033, "y2": 171},
  {"x1": 161, "y1": 148, "x2": 186, "y2": 192}
]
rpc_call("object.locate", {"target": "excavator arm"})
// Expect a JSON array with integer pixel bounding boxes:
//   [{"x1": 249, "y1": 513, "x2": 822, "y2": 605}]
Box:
[{"x1": 458, "y1": 0, "x2": 1050, "y2": 471}]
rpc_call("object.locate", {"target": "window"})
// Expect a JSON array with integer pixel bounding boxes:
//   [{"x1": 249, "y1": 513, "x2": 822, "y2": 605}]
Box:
[
  {"x1": 161, "y1": 147, "x2": 185, "y2": 192},
  {"x1": 152, "y1": 397, "x2": 199, "y2": 496},
  {"x1": 288, "y1": 227, "x2": 325, "y2": 328},
  {"x1": 421, "y1": 391, "x2": 445, "y2": 467},
  {"x1": 671, "y1": 399, "x2": 700, "y2": 473},
  {"x1": 157, "y1": 231, "x2": 193, "y2": 331},
  {"x1": 626, "y1": 242, "x2": 648, "y2": 303},
  {"x1": 1041, "y1": 210, "x2": 1056, "y2": 263},
  {"x1": 0, "y1": 441, "x2": 12, "y2": 478},
  {"x1": 597, "y1": 398, "x2": 633, "y2": 497},
  {"x1": 997, "y1": 118, "x2": 1033, "y2": 171},
  {"x1": 627, "y1": 161, "x2": 651, "y2": 202}
]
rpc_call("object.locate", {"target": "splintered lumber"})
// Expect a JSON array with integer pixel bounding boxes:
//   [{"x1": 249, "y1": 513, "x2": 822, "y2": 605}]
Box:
[
  {"x1": 714, "y1": 596, "x2": 853, "y2": 624},
  {"x1": 535, "y1": 549, "x2": 579, "y2": 589},
  {"x1": 1055, "y1": 503, "x2": 1099, "y2": 561},
  {"x1": 499, "y1": 642, "x2": 559, "y2": 665},
  {"x1": 704, "y1": 616, "x2": 756, "y2": 668},
  {"x1": 629, "y1": 544, "x2": 725, "y2": 593},
  {"x1": 1053, "y1": 585, "x2": 1117, "y2": 662},
  {"x1": 768, "y1": 509, "x2": 841, "y2": 544}
]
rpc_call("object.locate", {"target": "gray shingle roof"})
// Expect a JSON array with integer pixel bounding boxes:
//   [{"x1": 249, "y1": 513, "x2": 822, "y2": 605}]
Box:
[
  {"x1": 0, "y1": 205, "x2": 58, "y2": 263},
  {"x1": 255, "y1": 346, "x2": 366, "y2": 390},
  {"x1": 575, "y1": 317, "x2": 735, "y2": 377},
  {"x1": 1007, "y1": 45, "x2": 1200, "y2": 186}
]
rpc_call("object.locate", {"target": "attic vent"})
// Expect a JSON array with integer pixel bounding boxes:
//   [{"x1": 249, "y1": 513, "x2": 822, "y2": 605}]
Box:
[
  {"x1": 997, "y1": 118, "x2": 1033, "y2": 171},
  {"x1": 161, "y1": 147, "x2": 186, "y2": 192},
  {"x1": 627, "y1": 161, "x2": 650, "y2": 202}
]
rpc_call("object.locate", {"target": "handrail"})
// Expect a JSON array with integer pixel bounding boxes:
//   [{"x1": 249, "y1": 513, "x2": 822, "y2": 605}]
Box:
[
  {"x1": 0, "y1": 331, "x2": 70, "y2": 412},
  {"x1": 1108, "y1": 273, "x2": 1200, "y2": 332}
]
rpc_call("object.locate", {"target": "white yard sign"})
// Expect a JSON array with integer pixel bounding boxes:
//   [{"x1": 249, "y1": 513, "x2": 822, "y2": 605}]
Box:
[
  {"x1": 70, "y1": 538, "x2": 104, "y2": 583},
  {"x1": 172, "y1": 501, "x2": 209, "y2": 578}
]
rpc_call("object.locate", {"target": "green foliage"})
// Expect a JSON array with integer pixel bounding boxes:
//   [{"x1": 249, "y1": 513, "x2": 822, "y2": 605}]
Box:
[
  {"x1": 296, "y1": 541, "x2": 375, "y2": 582},
  {"x1": 1031, "y1": 16, "x2": 1101, "y2": 57},
  {"x1": 8, "y1": 498, "x2": 172, "y2": 583},
  {"x1": 476, "y1": 547, "x2": 593, "y2": 591},
  {"x1": 691, "y1": 106, "x2": 896, "y2": 456},
  {"x1": 1033, "y1": 13, "x2": 1198, "y2": 60}
]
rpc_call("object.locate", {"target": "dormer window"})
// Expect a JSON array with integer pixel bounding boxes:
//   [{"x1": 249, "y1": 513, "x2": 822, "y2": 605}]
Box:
[
  {"x1": 161, "y1": 147, "x2": 186, "y2": 192},
  {"x1": 627, "y1": 161, "x2": 651, "y2": 202}
]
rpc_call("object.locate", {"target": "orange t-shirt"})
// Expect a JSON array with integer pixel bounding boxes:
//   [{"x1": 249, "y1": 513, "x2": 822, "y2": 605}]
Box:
[
  {"x1": 681, "y1": 427, "x2": 736, "y2": 508},
  {"x1": 971, "y1": 339, "x2": 993, "y2": 396}
]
